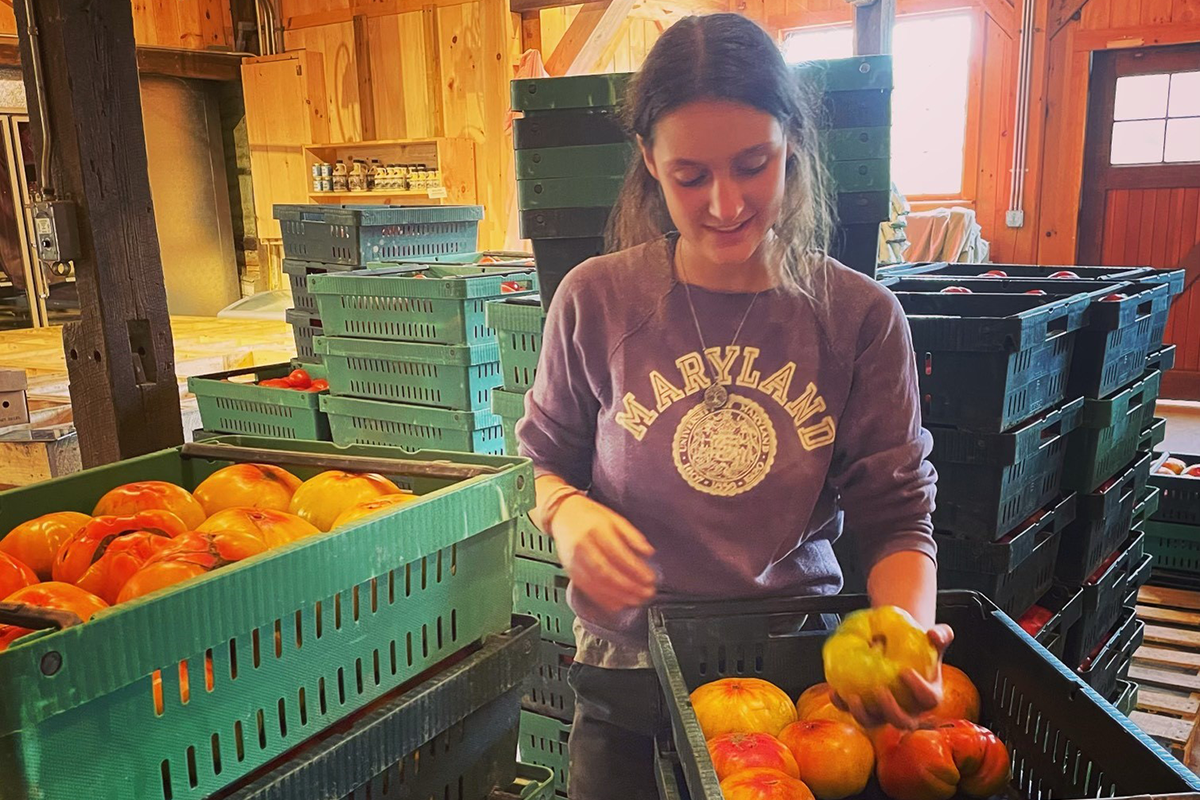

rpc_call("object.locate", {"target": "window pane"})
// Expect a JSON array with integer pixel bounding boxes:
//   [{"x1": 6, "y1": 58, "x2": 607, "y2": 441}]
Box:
[
  {"x1": 1113, "y1": 74, "x2": 1170, "y2": 120},
  {"x1": 1165, "y1": 117, "x2": 1200, "y2": 162},
  {"x1": 890, "y1": 13, "x2": 973, "y2": 195},
  {"x1": 1110, "y1": 119, "x2": 1166, "y2": 164},
  {"x1": 1168, "y1": 71, "x2": 1200, "y2": 117},
  {"x1": 782, "y1": 26, "x2": 853, "y2": 62}
]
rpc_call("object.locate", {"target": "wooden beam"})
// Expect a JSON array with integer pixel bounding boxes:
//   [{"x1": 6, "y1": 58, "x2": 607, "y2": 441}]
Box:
[
  {"x1": 1072, "y1": 21, "x2": 1200, "y2": 51},
  {"x1": 521, "y1": 11, "x2": 543, "y2": 52},
  {"x1": 545, "y1": 0, "x2": 635, "y2": 76},
  {"x1": 0, "y1": 37, "x2": 244, "y2": 80},
  {"x1": 13, "y1": 0, "x2": 184, "y2": 466},
  {"x1": 284, "y1": 0, "x2": 477, "y2": 30},
  {"x1": 1049, "y1": 0, "x2": 1091, "y2": 38},
  {"x1": 854, "y1": 0, "x2": 895, "y2": 55},
  {"x1": 352, "y1": 15, "x2": 377, "y2": 141}
]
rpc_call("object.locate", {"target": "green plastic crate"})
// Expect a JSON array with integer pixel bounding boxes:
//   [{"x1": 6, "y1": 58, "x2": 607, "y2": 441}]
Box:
[
  {"x1": 819, "y1": 126, "x2": 890, "y2": 161},
  {"x1": 524, "y1": 639, "x2": 575, "y2": 723},
  {"x1": 287, "y1": 308, "x2": 324, "y2": 364},
  {"x1": 493, "y1": 387, "x2": 528, "y2": 453},
  {"x1": 488, "y1": 298, "x2": 545, "y2": 393},
  {"x1": 516, "y1": 513, "x2": 558, "y2": 565},
  {"x1": 515, "y1": 143, "x2": 634, "y2": 181},
  {"x1": 0, "y1": 436, "x2": 530, "y2": 800},
  {"x1": 514, "y1": 557, "x2": 574, "y2": 647},
  {"x1": 394, "y1": 250, "x2": 535, "y2": 266},
  {"x1": 1145, "y1": 519, "x2": 1200, "y2": 576},
  {"x1": 519, "y1": 711, "x2": 570, "y2": 797},
  {"x1": 517, "y1": 176, "x2": 625, "y2": 210},
  {"x1": 273, "y1": 204, "x2": 483, "y2": 266},
  {"x1": 226, "y1": 620, "x2": 538, "y2": 800},
  {"x1": 310, "y1": 265, "x2": 537, "y2": 346},
  {"x1": 511, "y1": 73, "x2": 632, "y2": 112},
  {"x1": 1133, "y1": 486, "x2": 1162, "y2": 529},
  {"x1": 828, "y1": 158, "x2": 890, "y2": 193},
  {"x1": 317, "y1": 336, "x2": 502, "y2": 411},
  {"x1": 1064, "y1": 370, "x2": 1161, "y2": 493},
  {"x1": 322, "y1": 394, "x2": 506, "y2": 455},
  {"x1": 1141, "y1": 416, "x2": 1168, "y2": 453},
  {"x1": 283, "y1": 258, "x2": 359, "y2": 314},
  {"x1": 189, "y1": 363, "x2": 330, "y2": 441},
  {"x1": 795, "y1": 54, "x2": 893, "y2": 92}
]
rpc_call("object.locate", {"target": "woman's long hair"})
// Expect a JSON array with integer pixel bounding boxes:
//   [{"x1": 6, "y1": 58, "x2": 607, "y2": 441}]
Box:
[{"x1": 607, "y1": 13, "x2": 835, "y2": 299}]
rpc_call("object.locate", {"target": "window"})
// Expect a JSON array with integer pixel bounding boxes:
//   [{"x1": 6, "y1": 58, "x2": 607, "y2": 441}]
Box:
[
  {"x1": 781, "y1": 11, "x2": 975, "y2": 197},
  {"x1": 1110, "y1": 70, "x2": 1200, "y2": 165}
]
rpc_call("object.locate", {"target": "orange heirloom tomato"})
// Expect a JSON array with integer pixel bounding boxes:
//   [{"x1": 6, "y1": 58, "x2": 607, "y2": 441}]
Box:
[
  {"x1": 0, "y1": 551, "x2": 38, "y2": 599},
  {"x1": 720, "y1": 768, "x2": 815, "y2": 800},
  {"x1": 331, "y1": 493, "x2": 420, "y2": 529},
  {"x1": 690, "y1": 678, "x2": 798, "y2": 740},
  {"x1": 116, "y1": 530, "x2": 269, "y2": 603},
  {"x1": 778, "y1": 720, "x2": 874, "y2": 800},
  {"x1": 53, "y1": 510, "x2": 187, "y2": 585},
  {"x1": 193, "y1": 463, "x2": 303, "y2": 516},
  {"x1": 921, "y1": 666, "x2": 981, "y2": 723},
  {"x1": 288, "y1": 471, "x2": 402, "y2": 532},
  {"x1": 198, "y1": 507, "x2": 320, "y2": 548},
  {"x1": 93, "y1": 481, "x2": 206, "y2": 529},
  {"x1": 794, "y1": 683, "x2": 862, "y2": 730},
  {"x1": 872, "y1": 721, "x2": 1010, "y2": 800},
  {"x1": 0, "y1": 582, "x2": 108, "y2": 651},
  {"x1": 0, "y1": 511, "x2": 90, "y2": 580},
  {"x1": 75, "y1": 532, "x2": 174, "y2": 604},
  {"x1": 707, "y1": 733, "x2": 800, "y2": 782}
]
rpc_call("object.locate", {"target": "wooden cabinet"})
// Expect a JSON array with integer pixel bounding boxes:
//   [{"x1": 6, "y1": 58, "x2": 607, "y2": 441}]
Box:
[{"x1": 242, "y1": 52, "x2": 331, "y2": 243}]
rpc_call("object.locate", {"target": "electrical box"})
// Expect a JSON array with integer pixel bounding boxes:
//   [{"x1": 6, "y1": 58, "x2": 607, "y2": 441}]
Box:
[{"x1": 32, "y1": 200, "x2": 81, "y2": 264}]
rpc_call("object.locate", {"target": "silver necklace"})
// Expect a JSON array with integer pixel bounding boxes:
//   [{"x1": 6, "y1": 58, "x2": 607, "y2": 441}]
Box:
[{"x1": 676, "y1": 250, "x2": 763, "y2": 412}]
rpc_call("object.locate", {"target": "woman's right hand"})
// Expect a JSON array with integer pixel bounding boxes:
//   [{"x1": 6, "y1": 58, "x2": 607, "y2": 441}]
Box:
[{"x1": 550, "y1": 494, "x2": 658, "y2": 613}]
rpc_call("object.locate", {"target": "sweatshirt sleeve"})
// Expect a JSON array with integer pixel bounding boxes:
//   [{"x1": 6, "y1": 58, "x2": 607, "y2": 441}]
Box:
[
  {"x1": 827, "y1": 289, "x2": 938, "y2": 572},
  {"x1": 515, "y1": 269, "x2": 602, "y2": 490}
]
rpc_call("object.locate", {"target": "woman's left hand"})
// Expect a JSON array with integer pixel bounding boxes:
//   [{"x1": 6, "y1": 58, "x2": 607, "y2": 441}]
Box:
[{"x1": 834, "y1": 624, "x2": 955, "y2": 730}]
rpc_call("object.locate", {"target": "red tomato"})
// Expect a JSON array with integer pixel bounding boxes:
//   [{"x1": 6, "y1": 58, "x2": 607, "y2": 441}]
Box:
[
  {"x1": 1017, "y1": 605, "x2": 1054, "y2": 636},
  {"x1": 287, "y1": 369, "x2": 312, "y2": 388},
  {"x1": 1100, "y1": 293, "x2": 1128, "y2": 302},
  {"x1": 0, "y1": 551, "x2": 38, "y2": 599},
  {"x1": 258, "y1": 378, "x2": 292, "y2": 389},
  {"x1": 500, "y1": 281, "x2": 523, "y2": 294},
  {"x1": 1049, "y1": 270, "x2": 1080, "y2": 279},
  {"x1": 310, "y1": 379, "x2": 330, "y2": 391},
  {"x1": 1184, "y1": 465, "x2": 1200, "y2": 478},
  {"x1": 1024, "y1": 289, "x2": 1048, "y2": 296},
  {"x1": 940, "y1": 286, "x2": 972, "y2": 294},
  {"x1": 981, "y1": 270, "x2": 1008, "y2": 277}
]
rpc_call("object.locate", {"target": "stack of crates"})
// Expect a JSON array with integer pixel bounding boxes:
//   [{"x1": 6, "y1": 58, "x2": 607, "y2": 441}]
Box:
[
  {"x1": 304, "y1": 255, "x2": 538, "y2": 455},
  {"x1": 510, "y1": 57, "x2": 893, "y2": 311},
  {"x1": 876, "y1": 261, "x2": 1185, "y2": 704},
  {"x1": 796, "y1": 55, "x2": 893, "y2": 277},
  {"x1": 1146, "y1": 441, "x2": 1200, "y2": 586},
  {"x1": 486, "y1": 293, "x2": 573, "y2": 797},
  {"x1": 274, "y1": 203, "x2": 486, "y2": 363},
  {"x1": 512, "y1": 73, "x2": 635, "y2": 311}
]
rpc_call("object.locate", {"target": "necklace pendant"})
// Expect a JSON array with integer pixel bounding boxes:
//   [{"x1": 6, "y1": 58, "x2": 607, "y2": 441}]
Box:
[{"x1": 703, "y1": 383, "x2": 729, "y2": 411}]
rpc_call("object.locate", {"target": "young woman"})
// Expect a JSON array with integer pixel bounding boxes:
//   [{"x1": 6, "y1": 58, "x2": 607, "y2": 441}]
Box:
[{"x1": 516, "y1": 14, "x2": 947, "y2": 799}]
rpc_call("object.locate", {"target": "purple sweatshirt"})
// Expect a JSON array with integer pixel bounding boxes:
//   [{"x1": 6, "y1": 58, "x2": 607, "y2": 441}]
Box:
[{"x1": 517, "y1": 236, "x2": 937, "y2": 654}]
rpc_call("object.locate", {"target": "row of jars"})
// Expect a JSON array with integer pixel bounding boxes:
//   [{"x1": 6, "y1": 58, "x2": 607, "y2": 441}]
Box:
[{"x1": 312, "y1": 159, "x2": 443, "y2": 193}]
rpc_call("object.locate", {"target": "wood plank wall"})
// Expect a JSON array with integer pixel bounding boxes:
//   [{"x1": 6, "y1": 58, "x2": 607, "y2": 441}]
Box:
[
  {"x1": 0, "y1": 1, "x2": 235, "y2": 49},
  {"x1": 540, "y1": 8, "x2": 664, "y2": 73}
]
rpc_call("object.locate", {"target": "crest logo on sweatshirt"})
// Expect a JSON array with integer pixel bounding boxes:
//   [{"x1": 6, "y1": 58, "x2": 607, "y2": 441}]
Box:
[{"x1": 672, "y1": 393, "x2": 777, "y2": 496}]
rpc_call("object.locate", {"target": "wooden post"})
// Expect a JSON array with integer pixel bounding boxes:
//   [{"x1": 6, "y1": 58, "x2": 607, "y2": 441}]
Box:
[
  {"x1": 13, "y1": 0, "x2": 184, "y2": 466},
  {"x1": 853, "y1": 0, "x2": 895, "y2": 56},
  {"x1": 521, "y1": 11, "x2": 543, "y2": 53}
]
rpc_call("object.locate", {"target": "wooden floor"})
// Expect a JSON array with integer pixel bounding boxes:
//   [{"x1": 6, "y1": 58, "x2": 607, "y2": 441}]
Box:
[
  {"x1": 1131, "y1": 584, "x2": 1200, "y2": 770},
  {"x1": 1159, "y1": 400, "x2": 1200, "y2": 453},
  {"x1": 0, "y1": 317, "x2": 296, "y2": 406}
]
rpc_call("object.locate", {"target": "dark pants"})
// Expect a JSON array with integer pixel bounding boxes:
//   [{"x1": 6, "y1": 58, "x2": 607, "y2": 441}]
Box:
[{"x1": 567, "y1": 663, "x2": 662, "y2": 800}]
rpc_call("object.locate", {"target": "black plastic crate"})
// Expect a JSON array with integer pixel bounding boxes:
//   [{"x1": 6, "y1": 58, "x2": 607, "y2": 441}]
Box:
[
  {"x1": 286, "y1": 307, "x2": 324, "y2": 364},
  {"x1": 1064, "y1": 370, "x2": 1161, "y2": 493},
  {"x1": 1019, "y1": 582, "x2": 1084, "y2": 661},
  {"x1": 222, "y1": 616, "x2": 539, "y2": 800},
  {"x1": 929, "y1": 398, "x2": 1083, "y2": 540},
  {"x1": 936, "y1": 494, "x2": 1077, "y2": 573},
  {"x1": 649, "y1": 592, "x2": 1200, "y2": 800},
  {"x1": 530, "y1": 237, "x2": 605, "y2": 311},
  {"x1": 1057, "y1": 453, "x2": 1147, "y2": 582},
  {"x1": 878, "y1": 263, "x2": 1151, "y2": 280},
  {"x1": 520, "y1": 207, "x2": 611, "y2": 241},
  {"x1": 822, "y1": 88, "x2": 892, "y2": 128},
  {"x1": 1133, "y1": 485, "x2": 1162, "y2": 530},
  {"x1": 274, "y1": 204, "x2": 483, "y2": 266},
  {"x1": 896, "y1": 291, "x2": 1089, "y2": 432},
  {"x1": 523, "y1": 639, "x2": 575, "y2": 723},
  {"x1": 1150, "y1": 450, "x2": 1200, "y2": 525},
  {"x1": 937, "y1": 497, "x2": 1069, "y2": 617},
  {"x1": 1127, "y1": 553, "x2": 1155, "y2": 596},
  {"x1": 1141, "y1": 417, "x2": 1168, "y2": 454},
  {"x1": 1147, "y1": 343, "x2": 1176, "y2": 374},
  {"x1": 283, "y1": 258, "x2": 359, "y2": 313},
  {"x1": 513, "y1": 108, "x2": 628, "y2": 150},
  {"x1": 1076, "y1": 607, "x2": 1145, "y2": 702},
  {"x1": 1065, "y1": 534, "x2": 1139, "y2": 666},
  {"x1": 829, "y1": 222, "x2": 879, "y2": 278},
  {"x1": 835, "y1": 190, "x2": 891, "y2": 224}
]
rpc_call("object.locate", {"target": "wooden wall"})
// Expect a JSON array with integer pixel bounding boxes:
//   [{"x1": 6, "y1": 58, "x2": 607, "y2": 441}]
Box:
[
  {"x1": 0, "y1": 0, "x2": 235, "y2": 49},
  {"x1": 277, "y1": 0, "x2": 521, "y2": 248},
  {"x1": 539, "y1": 8, "x2": 665, "y2": 73}
]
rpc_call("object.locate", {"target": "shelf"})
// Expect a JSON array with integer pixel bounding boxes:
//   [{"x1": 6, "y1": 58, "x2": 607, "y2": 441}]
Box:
[{"x1": 308, "y1": 190, "x2": 447, "y2": 199}]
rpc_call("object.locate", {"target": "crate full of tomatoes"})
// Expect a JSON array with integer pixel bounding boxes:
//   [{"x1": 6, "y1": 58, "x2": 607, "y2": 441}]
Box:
[
  {"x1": 650, "y1": 593, "x2": 1200, "y2": 800},
  {"x1": 0, "y1": 436, "x2": 531, "y2": 800},
  {"x1": 189, "y1": 363, "x2": 332, "y2": 441}
]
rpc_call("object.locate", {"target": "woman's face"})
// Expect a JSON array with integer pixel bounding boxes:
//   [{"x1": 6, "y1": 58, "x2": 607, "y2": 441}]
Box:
[{"x1": 641, "y1": 99, "x2": 788, "y2": 267}]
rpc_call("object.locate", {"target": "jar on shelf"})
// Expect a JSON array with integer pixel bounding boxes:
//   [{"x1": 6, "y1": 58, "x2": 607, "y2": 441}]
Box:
[
  {"x1": 332, "y1": 161, "x2": 349, "y2": 193},
  {"x1": 368, "y1": 159, "x2": 382, "y2": 191},
  {"x1": 349, "y1": 160, "x2": 368, "y2": 192}
]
